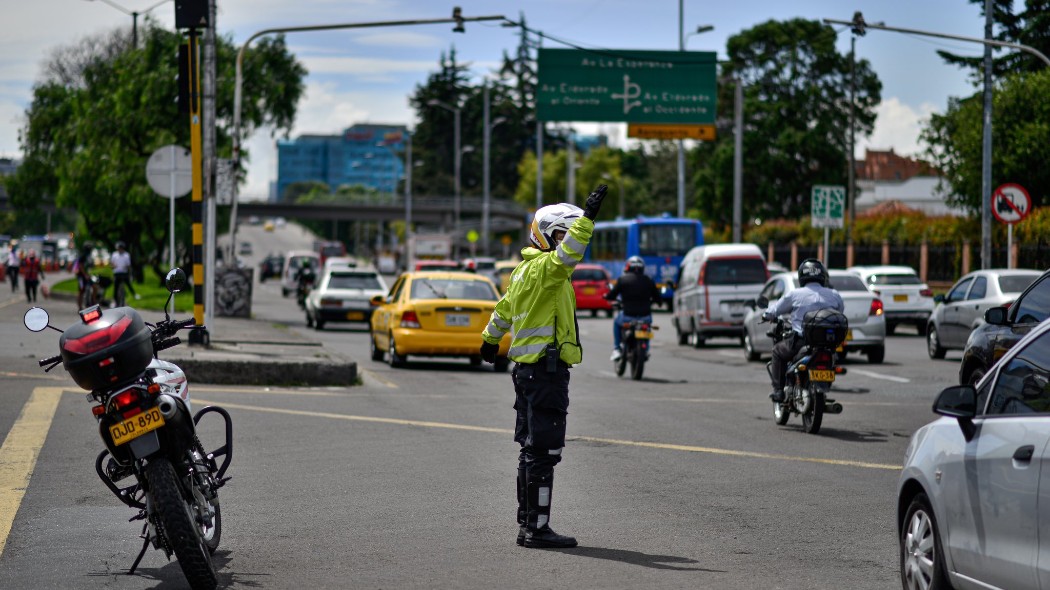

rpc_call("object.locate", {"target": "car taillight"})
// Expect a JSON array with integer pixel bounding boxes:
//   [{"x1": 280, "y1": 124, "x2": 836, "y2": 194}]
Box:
[
  {"x1": 63, "y1": 315, "x2": 133, "y2": 355},
  {"x1": 400, "y1": 311, "x2": 421, "y2": 328},
  {"x1": 321, "y1": 298, "x2": 342, "y2": 307},
  {"x1": 920, "y1": 288, "x2": 933, "y2": 297},
  {"x1": 870, "y1": 299, "x2": 884, "y2": 316}
]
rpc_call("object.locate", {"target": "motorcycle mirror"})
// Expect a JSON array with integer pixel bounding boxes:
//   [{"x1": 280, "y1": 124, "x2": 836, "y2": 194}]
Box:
[
  {"x1": 165, "y1": 268, "x2": 187, "y2": 293},
  {"x1": 23, "y1": 307, "x2": 50, "y2": 332}
]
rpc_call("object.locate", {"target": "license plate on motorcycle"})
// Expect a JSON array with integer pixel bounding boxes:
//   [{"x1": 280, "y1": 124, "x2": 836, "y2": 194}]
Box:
[
  {"x1": 634, "y1": 330, "x2": 652, "y2": 339},
  {"x1": 445, "y1": 313, "x2": 471, "y2": 327},
  {"x1": 809, "y1": 370, "x2": 835, "y2": 382},
  {"x1": 109, "y1": 407, "x2": 165, "y2": 446}
]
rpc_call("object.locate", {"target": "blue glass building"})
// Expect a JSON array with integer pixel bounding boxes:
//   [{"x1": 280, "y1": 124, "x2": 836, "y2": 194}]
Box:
[{"x1": 276, "y1": 124, "x2": 407, "y2": 202}]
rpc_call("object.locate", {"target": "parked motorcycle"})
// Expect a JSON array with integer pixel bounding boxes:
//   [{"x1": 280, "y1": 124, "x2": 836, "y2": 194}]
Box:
[
  {"x1": 23, "y1": 268, "x2": 232, "y2": 590},
  {"x1": 759, "y1": 299, "x2": 848, "y2": 435},
  {"x1": 611, "y1": 303, "x2": 657, "y2": 381}
]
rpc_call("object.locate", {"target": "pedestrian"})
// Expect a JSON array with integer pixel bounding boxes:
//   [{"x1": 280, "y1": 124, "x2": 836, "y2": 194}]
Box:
[
  {"x1": 109, "y1": 241, "x2": 139, "y2": 304},
  {"x1": 22, "y1": 249, "x2": 44, "y2": 303},
  {"x1": 74, "y1": 243, "x2": 94, "y2": 309},
  {"x1": 6, "y1": 244, "x2": 20, "y2": 293},
  {"x1": 480, "y1": 184, "x2": 608, "y2": 549}
]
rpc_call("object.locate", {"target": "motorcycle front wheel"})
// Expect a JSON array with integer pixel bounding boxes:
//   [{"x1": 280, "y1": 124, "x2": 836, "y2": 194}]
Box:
[{"x1": 146, "y1": 458, "x2": 218, "y2": 590}]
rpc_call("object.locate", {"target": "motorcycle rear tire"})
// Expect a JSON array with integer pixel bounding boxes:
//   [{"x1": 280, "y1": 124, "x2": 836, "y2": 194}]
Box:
[
  {"x1": 146, "y1": 458, "x2": 217, "y2": 590},
  {"x1": 630, "y1": 344, "x2": 645, "y2": 380},
  {"x1": 801, "y1": 389, "x2": 825, "y2": 435}
]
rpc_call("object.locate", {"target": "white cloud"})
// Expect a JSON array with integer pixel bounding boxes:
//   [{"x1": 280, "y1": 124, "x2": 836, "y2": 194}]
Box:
[
  {"x1": 858, "y1": 97, "x2": 940, "y2": 160},
  {"x1": 0, "y1": 99, "x2": 25, "y2": 158},
  {"x1": 352, "y1": 31, "x2": 445, "y2": 48}
]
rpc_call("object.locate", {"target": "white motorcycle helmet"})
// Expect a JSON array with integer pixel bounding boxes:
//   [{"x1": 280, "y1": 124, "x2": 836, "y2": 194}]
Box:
[{"x1": 530, "y1": 203, "x2": 584, "y2": 250}]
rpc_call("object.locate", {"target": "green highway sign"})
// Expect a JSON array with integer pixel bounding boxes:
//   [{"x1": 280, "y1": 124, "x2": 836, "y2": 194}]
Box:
[
  {"x1": 811, "y1": 185, "x2": 845, "y2": 229},
  {"x1": 537, "y1": 48, "x2": 717, "y2": 123}
]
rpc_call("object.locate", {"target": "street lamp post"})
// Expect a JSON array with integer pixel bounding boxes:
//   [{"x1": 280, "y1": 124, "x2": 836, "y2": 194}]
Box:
[
  {"x1": 481, "y1": 81, "x2": 508, "y2": 257},
  {"x1": 427, "y1": 98, "x2": 463, "y2": 244},
  {"x1": 677, "y1": 12, "x2": 715, "y2": 217},
  {"x1": 85, "y1": 0, "x2": 173, "y2": 48}
]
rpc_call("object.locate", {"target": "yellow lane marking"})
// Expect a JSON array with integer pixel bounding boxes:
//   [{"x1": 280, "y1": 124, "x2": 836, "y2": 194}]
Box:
[
  {"x1": 198, "y1": 400, "x2": 902, "y2": 471},
  {"x1": 0, "y1": 387, "x2": 63, "y2": 557},
  {"x1": 0, "y1": 372, "x2": 67, "y2": 382}
]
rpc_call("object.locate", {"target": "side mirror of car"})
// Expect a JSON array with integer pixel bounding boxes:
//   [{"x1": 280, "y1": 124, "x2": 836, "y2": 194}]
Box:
[
  {"x1": 934, "y1": 293, "x2": 945, "y2": 304},
  {"x1": 370, "y1": 295, "x2": 384, "y2": 306},
  {"x1": 933, "y1": 384, "x2": 978, "y2": 442},
  {"x1": 985, "y1": 306, "x2": 1009, "y2": 326},
  {"x1": 756, "y1": 295, "x2": 769, "y2": 308}
]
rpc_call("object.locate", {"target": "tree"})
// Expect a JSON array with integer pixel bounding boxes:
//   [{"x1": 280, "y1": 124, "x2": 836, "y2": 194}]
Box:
[
  {"x1": 698, "y1": 19, "x2": 881, "y2": 228},
  {"x1": 937, "y1": 0, "x2": 1050, "y2": 80},
  {"x1": 7, "y1": 23, "x2": 305, "y2": 279},
  {"x1": 921, "y1": 70, "x2": 1050, "y2": 213},
  {"x1": 408, "y1": 48, "x2": 473, "y2": 198}
]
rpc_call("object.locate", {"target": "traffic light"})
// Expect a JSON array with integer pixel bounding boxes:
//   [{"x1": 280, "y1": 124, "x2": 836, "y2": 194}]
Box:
[{"x1": 174, "y1": 0, "x2": 208, "y2": 30}]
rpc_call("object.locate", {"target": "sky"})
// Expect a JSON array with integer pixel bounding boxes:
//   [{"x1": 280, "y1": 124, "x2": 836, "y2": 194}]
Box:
[{"x1": 2, "y1": 0, "x2": 993, "y2": 201}]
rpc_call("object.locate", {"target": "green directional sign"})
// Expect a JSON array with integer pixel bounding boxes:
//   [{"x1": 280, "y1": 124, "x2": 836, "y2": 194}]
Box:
[
  {"x1": 536, "y1": 48, "x2": 717, "y2": 123},
  {"x1": 811, "y1": 185, "x2": 845, "y2": 229}
]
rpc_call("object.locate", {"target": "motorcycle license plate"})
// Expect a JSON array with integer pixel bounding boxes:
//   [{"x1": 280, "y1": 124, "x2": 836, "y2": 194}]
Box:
[
  {"x1": 445, "y1": 313, "x2": 471, "y2": 327},
  {"x1": 345, "y1": 311, "x2": 364, "y2": 320},
  {"x1": 109, "y1": 407, "x2": 165, "y2": 446},
  {"x1": 809, "y1": 370, "x2": 835, "y2": 382},
  {"x1": 634, "y1": 330, "x2": 652, "y2": 339}
]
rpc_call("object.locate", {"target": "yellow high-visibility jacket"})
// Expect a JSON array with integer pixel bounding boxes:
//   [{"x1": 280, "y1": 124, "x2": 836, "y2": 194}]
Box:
[{"x1": 481, "y1": 217, "x2": 593, "y2": 364}]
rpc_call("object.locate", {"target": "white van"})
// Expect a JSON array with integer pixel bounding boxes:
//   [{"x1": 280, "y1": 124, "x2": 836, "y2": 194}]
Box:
[
  {"x1": 672, "y1": 243, "x2": 768, "y2": 346},
  {"x1": 280, "y1": 250, "x2": 320, "y2": 297}
]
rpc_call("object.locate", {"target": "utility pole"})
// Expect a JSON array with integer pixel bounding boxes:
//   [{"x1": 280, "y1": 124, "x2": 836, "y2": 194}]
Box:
[
  {"x1": 732, "y1": 81, "x2": 743, "y2": 242},
  {"x1": 482, "y1": 81, "x2": 491, "y2": 256},
  {"x1": 676, "y1": 0, "x2": 686, "y2": 218},
  {"x1": 981, "y1": 0, "x2": 993, "y2": 269},
  {"x1": 202, "y1": 0, "x2": 216, "y2": 335}
]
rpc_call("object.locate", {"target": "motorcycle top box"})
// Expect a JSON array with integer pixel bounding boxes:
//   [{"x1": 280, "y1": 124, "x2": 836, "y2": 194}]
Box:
[
  {"x1": 60, "y1": 305, "x2": 153, "y2": 391},
  {"x1": 802, "y1": 308, "x2": 849, "y2": 347}
]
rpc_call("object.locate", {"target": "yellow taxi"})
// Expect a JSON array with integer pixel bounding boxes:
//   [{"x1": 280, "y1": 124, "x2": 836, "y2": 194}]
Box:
[
  {"x1": 369, "y1": 271, "x2": 511, "y2": 371},
  {"x1": 494, "y1": 260, "x2": 519, "y2": 294}
]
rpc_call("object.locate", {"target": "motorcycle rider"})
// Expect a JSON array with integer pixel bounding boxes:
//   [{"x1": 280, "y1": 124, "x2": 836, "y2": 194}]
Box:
[
  {"x1": 294, "y1": 258, "x2": 316, "y2": 305},
  {"x1": 762, "y1": 258, "x2": 844, "y2": 403},
  {"x1": 606, "y1": 255, "x2": 661, "y2": 361},
  {"x1": 480, "y1": 184, "x2": 608, "y2": 549}
]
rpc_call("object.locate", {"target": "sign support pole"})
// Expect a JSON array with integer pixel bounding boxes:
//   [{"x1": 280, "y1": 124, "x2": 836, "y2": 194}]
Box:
[
  {"x1": 824, "y1": 227, "x2": 830, "y2": 268},
  {"x1": 1008, "y1": 224, "x2": 1013, "y2": 269}
]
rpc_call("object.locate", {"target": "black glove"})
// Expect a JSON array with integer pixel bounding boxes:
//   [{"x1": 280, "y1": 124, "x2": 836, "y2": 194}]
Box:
[
  {"x1": 480, "y1": 341, "x2": 499, "y2": 364},
  {"x1": 583, "y1": 184, "x2": 609, "y2": 220}
]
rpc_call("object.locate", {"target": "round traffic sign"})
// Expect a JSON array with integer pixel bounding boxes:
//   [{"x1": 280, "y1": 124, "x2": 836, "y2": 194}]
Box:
[
  {"x1": 146, "y1": 145, "x2": 193, "y2": 199},
  {"x1": 992, "y1": 183, "x2": 1031, "y2": 225}
]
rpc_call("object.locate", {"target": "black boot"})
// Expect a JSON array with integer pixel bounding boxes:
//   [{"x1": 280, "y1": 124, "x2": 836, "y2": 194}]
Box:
[
  {"x1": 516, "y1": 466, "x2": 527, "y2": 546},
  {"x1": 524, "y1": 472, "x2": 576, "y2": 548}
]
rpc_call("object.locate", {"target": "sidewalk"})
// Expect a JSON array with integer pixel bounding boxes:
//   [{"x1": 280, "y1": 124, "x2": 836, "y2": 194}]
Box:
[{"x1": 9, "y1": 271, "x2": 357, "y2": 387}]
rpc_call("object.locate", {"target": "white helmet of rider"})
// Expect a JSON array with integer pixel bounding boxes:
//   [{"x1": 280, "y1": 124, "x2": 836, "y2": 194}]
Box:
[
  {"x1": 626, "y1": 255, "x2": 645, "y2": 273},
  {"x1": 529, "y1": 203, "x2": 584, "y2": 251}
]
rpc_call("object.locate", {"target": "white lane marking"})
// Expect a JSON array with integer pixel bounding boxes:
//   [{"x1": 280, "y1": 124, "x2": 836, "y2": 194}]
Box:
[{"x1": 849, "y1": 369, "x2": 911, "y2": 383}]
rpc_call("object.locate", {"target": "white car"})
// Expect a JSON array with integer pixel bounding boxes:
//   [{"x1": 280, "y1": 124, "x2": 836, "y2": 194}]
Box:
[
  {"x1": 898, "y1": 314, "x2": 1050, "y2": 590},
  {"x1": 742, "y1": 270, "x2": 887, "y2": 363},
  {"x1": 847, "y1": 265, "x2": 934, "y2": 335},
  {"x1": 305, "y1": 268, "x2": 387, "y2": 330},
  {"x1": 280, "y1": 250, "x2": 320, "y2": 297}
]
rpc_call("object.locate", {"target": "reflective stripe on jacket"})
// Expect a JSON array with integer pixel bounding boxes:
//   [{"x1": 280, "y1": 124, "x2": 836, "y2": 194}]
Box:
[{"x1": 482, "y1": 216, "x2": 593, "y2": 364}]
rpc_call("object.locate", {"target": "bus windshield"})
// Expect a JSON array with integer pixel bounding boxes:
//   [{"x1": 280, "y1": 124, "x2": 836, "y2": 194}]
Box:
[{"x1": 638, "y1": 224, "x2": 697, "y2": 257}]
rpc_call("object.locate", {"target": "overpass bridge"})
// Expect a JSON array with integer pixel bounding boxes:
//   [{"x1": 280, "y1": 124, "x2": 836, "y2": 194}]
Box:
[{"x1": 235, "y1": 196, "x2": 529, "y2": 233}]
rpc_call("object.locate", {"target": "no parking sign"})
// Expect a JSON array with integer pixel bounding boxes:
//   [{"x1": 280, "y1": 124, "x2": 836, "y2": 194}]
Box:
[{"x1": 992, "y1": 183, "x2": 1031, "y2": 225}]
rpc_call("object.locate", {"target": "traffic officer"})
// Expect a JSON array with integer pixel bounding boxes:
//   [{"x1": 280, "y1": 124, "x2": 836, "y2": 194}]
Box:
[
  {"x1": 480, "y1": 184, "x2": 608, "y2": 549},
  {"x1": 762, "y1": 258, "x2": 844, "y2": 402}
]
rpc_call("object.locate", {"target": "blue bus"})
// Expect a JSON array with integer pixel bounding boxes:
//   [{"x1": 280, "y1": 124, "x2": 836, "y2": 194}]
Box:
[{"x1": 584, "y1": 215, "x2": 704, "y2": 306}]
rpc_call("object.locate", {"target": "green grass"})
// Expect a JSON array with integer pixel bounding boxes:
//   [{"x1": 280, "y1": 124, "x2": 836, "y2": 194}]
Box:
[{"x1": 51, "y1": 267, "x2": 194, "y2": 312}]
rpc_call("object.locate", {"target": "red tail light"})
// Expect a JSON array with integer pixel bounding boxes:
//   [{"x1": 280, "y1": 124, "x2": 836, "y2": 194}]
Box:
[
  {"x1": 63, "y1": 315, "x2": 132, "y2": 355},
  {"x1": 639, "y1": 324, "x2": 650, "y2": 331},
  {"x1": 920, "y1": 288, "x2": 933, "y2": 298},
  {"x1": 810, "y1": 351, "x2": 833, "y2": 367},
  {"x1": 111, "y1": 388, "x2": 139, "y2": 411},
  {"x1": 869, "y1": 299, "x2": 884, "y2": 316},
  {"x1": 400, "y1": 311, "x2": 421, "y2": 328}
]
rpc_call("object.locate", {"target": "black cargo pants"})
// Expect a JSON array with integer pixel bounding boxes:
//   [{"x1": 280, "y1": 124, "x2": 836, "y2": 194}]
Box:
[
  {"x1": 512, "y1": 360, "x2": 570, "y2": 529},
  {"x1": 770, "y1": 332, "x2": 804, "y2": 391}
]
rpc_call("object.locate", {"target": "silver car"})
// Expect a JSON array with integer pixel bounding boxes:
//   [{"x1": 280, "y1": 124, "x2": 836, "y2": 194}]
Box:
[
  {"x1": 926, "y1": 268, "x2": 1042, "y2": 359},
  {"x1": 742, "y1": 270, "x2": 887, "y2": 363},
  {"x1": 898, "y1": 315, "x2": 1050, "y2": 590}
]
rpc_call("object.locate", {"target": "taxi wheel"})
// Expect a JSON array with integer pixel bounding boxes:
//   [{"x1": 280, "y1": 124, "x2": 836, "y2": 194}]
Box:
[
  {"x1": 388, "y1": 332, "x2": 406, "y2": 368},
  {"x1": 867, "y1": 345, "x2": 885, "y2": 364},
  {"x1": 370, "y1": 334, "x2": 384, "y2": 362}
]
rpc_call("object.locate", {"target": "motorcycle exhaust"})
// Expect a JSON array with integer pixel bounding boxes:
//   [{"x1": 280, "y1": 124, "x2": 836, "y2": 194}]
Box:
[
  {"x1": 825, "y1": 402, "x2": 843, "y2": 414},
  {"x1": 157, "y1": 394, "x2": 179, "y2": 419}
]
